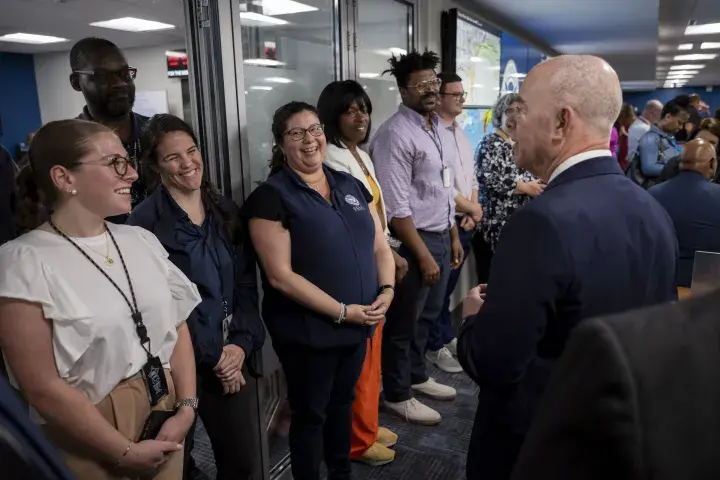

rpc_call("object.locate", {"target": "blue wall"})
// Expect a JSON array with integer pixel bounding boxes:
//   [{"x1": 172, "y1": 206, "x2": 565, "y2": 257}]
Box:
[
  {"x1": 623, "y1": 86, "x2": 720, "y2": 116},
  {"x1": 0, "y1": 52, "x2": 42, "y2": 158}
]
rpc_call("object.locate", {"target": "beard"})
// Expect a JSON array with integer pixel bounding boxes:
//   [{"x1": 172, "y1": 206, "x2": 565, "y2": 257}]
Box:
[{"x1": 90, "y1": 86, "x2": 136, "y2": 119}]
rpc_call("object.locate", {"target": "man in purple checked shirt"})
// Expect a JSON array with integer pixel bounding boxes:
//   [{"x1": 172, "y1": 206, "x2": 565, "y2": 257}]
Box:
[{"x1": 370, "y1": 50, "x2": 464, "y2": 426}]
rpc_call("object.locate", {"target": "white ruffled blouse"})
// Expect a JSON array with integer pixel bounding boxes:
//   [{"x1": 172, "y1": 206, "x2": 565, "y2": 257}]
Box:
[{"x1": 0, "y1": 224, "x2": 201, "y2": 407}]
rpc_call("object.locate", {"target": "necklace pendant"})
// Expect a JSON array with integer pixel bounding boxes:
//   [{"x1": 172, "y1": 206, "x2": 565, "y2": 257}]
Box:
[{"x1": 106, "y1": 257, "x2": 115, "y2": 267}]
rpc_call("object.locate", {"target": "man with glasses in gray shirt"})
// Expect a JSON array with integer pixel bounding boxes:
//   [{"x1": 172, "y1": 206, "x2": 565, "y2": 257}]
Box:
[{"x1": 370, "y1": 50, "x2": 463, "y2": 426}]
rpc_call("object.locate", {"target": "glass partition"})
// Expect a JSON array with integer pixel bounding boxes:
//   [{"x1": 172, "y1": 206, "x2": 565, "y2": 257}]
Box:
[{"x1": 354, "y1": 0, "x2": 413, "y2": 137}]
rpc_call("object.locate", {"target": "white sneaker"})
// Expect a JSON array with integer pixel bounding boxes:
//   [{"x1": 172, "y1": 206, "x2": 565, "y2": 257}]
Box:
[
  {"x1": 425, "y1": 347, "x2": 463, "y2": 373},
  {"x1": 445, "y1": 338, "x2": 458, "y2": 357},
  {"x1": 383, "y1": 397, "x2": 441, "y2": 425},
  {"x1": 412, "y1": 377, "x2": 457, "y2": 401}
]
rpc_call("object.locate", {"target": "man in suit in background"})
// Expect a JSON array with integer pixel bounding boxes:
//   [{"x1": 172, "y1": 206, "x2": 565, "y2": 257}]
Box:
[
  {"x1": 649, "y1": 138, "x2": 720, "y2": 287},
  {"x1": 457, "y1": 55, "x2": 678, "y2": 480},
  {"x1": 512, "y1": 288, "x2": 720, "y2": 480}
]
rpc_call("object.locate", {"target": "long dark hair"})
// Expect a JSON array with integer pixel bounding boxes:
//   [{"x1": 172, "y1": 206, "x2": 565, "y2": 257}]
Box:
[
  {"x1": 14, "y1": 119, "x2": 111, "y2": 234},
  {"x1": 269, "y1": 101, "x2": 319, "y2": 174},
  {"x1": 317, "y1": 80, "x2": 373, "y2": 148},
  {"x1": 140, "y1": 114, "x2": 239, "y2": 241}
]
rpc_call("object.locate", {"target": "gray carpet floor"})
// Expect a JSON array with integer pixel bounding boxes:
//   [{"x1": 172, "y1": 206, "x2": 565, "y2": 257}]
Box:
[{"x1": 192, "y1": 362, "x2": 479, "y2": 480}]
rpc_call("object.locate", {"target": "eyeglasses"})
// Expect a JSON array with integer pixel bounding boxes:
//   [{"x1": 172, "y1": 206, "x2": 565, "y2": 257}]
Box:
[
  {"x1": 74, "y1": 67, "x2": 138, "y2": 83},
  {"x1": 408, "y1": 78, "x2": 442, "y2": 94},
  {"x1": 284, "y1": 123, "x2": 324, "y2": 142},
  {"x1": 442, "y1": 92, "x2": 468, "y2": 101},
  {"x1": 81, "y1": 155, "x2": 135, "y2": 177}
]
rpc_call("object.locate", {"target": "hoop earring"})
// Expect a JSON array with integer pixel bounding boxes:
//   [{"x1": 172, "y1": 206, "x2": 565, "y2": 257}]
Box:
[{"x1": 67, "y1": 188, "x2": 78, "y2": 196}]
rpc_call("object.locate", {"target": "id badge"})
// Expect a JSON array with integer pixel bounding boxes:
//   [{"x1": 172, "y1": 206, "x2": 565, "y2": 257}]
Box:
[
  {"x1": 141, "y1": 356, "x2": 169, "y2": 406},
  {"x1": 442, "y1": 165, "x2": 451, "y2": 189},
  {"x1": 222, "y1": 314, "x2": 233, "y2": 345}
]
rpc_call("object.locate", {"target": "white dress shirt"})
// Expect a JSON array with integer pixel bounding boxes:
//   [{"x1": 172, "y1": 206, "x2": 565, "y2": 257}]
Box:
[{"x1": 549, "y1": 150, "x2": 613, "y2": 183}]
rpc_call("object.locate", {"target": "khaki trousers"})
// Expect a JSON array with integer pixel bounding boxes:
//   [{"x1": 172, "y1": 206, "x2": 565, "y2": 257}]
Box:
[{"x1": 43, "y1": 369, "x2": 183, "y2": 480}]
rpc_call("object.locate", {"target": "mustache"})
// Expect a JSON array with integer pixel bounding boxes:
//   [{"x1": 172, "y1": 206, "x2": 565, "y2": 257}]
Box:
[{"x1": 422, "y1": 93, "x2": 439, "y2": 100}]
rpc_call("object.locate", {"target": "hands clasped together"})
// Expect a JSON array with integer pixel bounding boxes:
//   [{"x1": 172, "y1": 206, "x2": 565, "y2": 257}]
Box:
[{"x1": 343, "y1": 289, "x2": 394, "y2": 326}]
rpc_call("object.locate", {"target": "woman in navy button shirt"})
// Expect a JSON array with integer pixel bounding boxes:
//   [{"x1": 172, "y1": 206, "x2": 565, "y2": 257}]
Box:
[
  {"x1": 242, "y1": 101, "x2": 396, "y2": 480},
  {"x1": 128, "y1": 114, "x2": 266, "y2": 480}
]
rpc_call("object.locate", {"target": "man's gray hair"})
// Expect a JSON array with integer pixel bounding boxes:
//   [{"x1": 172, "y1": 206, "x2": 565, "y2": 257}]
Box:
[
  {"x1": 547, "y1": 55, "x2": 622, "y2": 137},
  {"x1": 492, "y1": 93, "x2": 520, "y2": 128}
]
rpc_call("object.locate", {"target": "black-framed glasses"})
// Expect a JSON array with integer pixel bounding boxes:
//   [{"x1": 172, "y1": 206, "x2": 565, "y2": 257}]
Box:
[
  {"x1": 74, "y1": 67, "x2": 138, "y2": 83},
  {"x1": 408, "y1": 78, "x2": 442, "y2": 94},
  {"x1": 442, "y1": 92, "x2": 468, "y2": 101},
  {"x1": 284, "y1": 123, "x2": 324, "y2": 142},
  {"x1": 82, "y1": 155, "x2": 135, "y2": 177}
]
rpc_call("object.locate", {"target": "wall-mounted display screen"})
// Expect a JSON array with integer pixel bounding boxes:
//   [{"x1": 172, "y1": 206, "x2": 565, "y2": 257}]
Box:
[
  {"x1": 166, "y1": 50, "x2": 188, "y2": 78},
  {"x1": 456, "y1": 12, "x2": 501, "y2": 107},
  {"x1": 458, "y1": 107, "x2": 495, "y2": 155}
]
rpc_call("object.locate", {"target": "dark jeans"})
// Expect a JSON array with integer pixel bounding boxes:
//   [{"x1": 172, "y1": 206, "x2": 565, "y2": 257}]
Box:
[
  {"x1": 183, "y1": 367, "x2": 261, "y2": 480},
  {"x1": 472, "y1": 233, "x2": 494, "y2": 284},
  {"x1": 275, "y1": 341, "x2": 366, "y2": 480},
  {"x1": 382, "y1": 230, "x2": 452, "y2": 402},
  {"x1": 427, "y1": 225, "x2": 472, "y2": 351}
]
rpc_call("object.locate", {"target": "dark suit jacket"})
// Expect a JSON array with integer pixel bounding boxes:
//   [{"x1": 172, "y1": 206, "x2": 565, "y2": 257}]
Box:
[
  {"x1": 458, "y1": 156, "x2": 678, "y2": 479},
  {"x1": 649, "y1": 171, "x2": 720, "y2": 287},
  {"x1": 512, "y1": 288, "x2": 720, "y2": 480}
]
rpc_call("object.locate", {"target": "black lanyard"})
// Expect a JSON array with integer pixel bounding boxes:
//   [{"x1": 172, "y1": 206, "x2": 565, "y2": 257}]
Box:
[{"x1": 48, "y1": 220, "x2": 153, "y2": 360}]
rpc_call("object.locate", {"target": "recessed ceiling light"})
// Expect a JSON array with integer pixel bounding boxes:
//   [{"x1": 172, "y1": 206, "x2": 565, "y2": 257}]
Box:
[
  {"x1": 244, "y1": 58, "x2": 285, "y2": 66},
  {"x1": 251, "y1": 0, "x2": 318, "y2": 15},
  {"x1": 674, "y1": 53, "x2": 718, "y2": 61},
  {"x1": 0, "y1": 33, "x2": 68, "y2": 44},
  {"x1": 666, "y1": 70, "x2": 698, "y2": 76},
  {"x1": 670, "y1": 64, "x2": 705, "y2": 70},
  {"x1": 473, "y1": 83, "x2": 484, "y2": 88},
  {"x1": 373, "y1": 47, "x2": 408, "y2": 57},
  {"x1": 685, "y1": 22, "x2": 720, "y2": 35},
  {"x1": 265, "y1": 76, "x2": 292, "y2": 83},
  {"x1": 678, "y1": 44, "x2": 694, "y2": 50},
  {"x1": 90, "y1": 17, "x2": 175, "y2": 32},
  {"x1": 359, "y1": 72, "x2": 380, "y2": 78},
  {"x1": 701, "y1": 42, "x2": 720, "y2": 50},
  {"x1": 249, "y1": 85, "x2": 273, "y2": 91},
  {"x1": 240, "y1": 12, "x2": 289, "y2": 26}
]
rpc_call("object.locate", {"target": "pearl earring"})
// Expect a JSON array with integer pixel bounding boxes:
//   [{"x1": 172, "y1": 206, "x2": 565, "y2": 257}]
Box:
[{"x1": 67, "y1": 188, "x2": 78, "y2": 196}]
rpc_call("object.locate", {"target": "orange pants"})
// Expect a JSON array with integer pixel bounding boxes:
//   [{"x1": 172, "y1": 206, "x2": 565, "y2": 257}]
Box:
[{"x1": 350, "y1": 319, "x2": 383, "y2": 458}]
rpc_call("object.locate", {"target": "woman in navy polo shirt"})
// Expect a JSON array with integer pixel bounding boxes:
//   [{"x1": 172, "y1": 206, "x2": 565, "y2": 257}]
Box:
[
  {"x1": 128, "y1": 115, "x2": 266, "y2": 480},
  {"x1": 242, "y1": 101, "x2": 396, "y2": 480}
]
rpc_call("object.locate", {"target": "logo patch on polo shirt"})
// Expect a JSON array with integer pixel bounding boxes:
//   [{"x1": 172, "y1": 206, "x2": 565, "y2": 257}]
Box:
[{"x1": 344, "y1": 194, "x2": 365, "y2": 212}]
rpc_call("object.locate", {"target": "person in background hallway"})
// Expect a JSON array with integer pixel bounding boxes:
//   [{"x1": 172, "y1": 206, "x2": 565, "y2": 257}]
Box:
[
  {"x1": 242, "y1": 102, "x2": 395, "y2": 480},
  {"x1": 609, "y1": 124, "x2": 619, "y2": 159},
  {"x1": 425, "y1": 72, "x2": 482, "y2": 374},
  {"x1": 457, "y1": 55, "x2": 678, "y2": 480},
  {"x1": 128, "y1": 114, "x2": 266, "y2": 480},
  {"x1": 0, "y1": 119, "x2": 201, "y2": 479},
  {"x1": 318, "y1": 80, "x2": 402, "y2": 467},
  {"x1": 476, "y1": 93, "x2": 543, "y2": 253},
  {"x1": 657, "y1": 117, "x2": 720, "y2": 184},
  {"x1": 0, "y1": 143, "x2": 16, "y2": 245},
  {"x1": 628, "y1": 101, "x2": 687, "y2": 189},
  {"x1": 627, "y1": 99, "x2": 663, "y2": 160},
  {"x1": 371, "y1": 50, "x2": 464, "y2": 426},
  {"x1": 0, "y1": 374, "x2": 76, "y2": 480},
  {"x1": 649, "y1": 138, "x2": 720, "y2": 288},
  {"x1": 69, "y1": 37, "x2": 149, "y2": 223},
  {"x1": 615, "y1": 103, "x2": 636, "y2": 170},
  {"x1": 512, "y1": 287, "x2": 720, "y2": 480},
  {"x1": 672, "y1": 95, "x2": 697, "y2": 144}
]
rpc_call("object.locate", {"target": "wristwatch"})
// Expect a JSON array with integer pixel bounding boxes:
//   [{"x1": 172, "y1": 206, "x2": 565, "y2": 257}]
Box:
[
  {"x1": 175, "y1": 397, "x2": 199, "y2": 414},
  {"x1": 378, "y1": 284, "x2": 395, "y2": 295}
]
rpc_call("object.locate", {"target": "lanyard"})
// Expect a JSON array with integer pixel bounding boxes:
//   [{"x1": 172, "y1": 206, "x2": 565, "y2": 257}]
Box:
[
  {"x1": 424, "y1": 123, "x2": 445, "y2": 168},
  {"x1": 49, "y1": 220, "x2": 153, "y2": 360}
]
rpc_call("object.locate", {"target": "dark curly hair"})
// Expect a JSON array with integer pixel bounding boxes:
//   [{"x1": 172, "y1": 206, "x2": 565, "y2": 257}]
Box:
[
  {"x1": 382, "y1": 49, "x2": 440, "y2": 88},
  {"x1": 139, "y1": 113, "x2": 240, "y2": 241}
]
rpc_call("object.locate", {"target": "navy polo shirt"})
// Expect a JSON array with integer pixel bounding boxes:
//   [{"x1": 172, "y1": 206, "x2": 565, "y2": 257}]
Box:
[{"x1": 242, "y1": 165, "x2": 378, "y2": 349}]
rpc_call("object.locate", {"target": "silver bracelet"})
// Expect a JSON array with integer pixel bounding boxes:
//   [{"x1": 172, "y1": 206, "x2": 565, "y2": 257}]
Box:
[{"x1": 336, "y1": 303, "x2": 347, "y2": 324}]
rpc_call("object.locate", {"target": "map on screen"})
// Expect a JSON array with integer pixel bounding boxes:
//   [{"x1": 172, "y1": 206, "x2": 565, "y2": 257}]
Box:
[
  {"x1": 456, "y1": 13, "x2": 501, "y2": 107},
  {"x1": 458, "y1": 107, "x2": 495, "y2": 158}
]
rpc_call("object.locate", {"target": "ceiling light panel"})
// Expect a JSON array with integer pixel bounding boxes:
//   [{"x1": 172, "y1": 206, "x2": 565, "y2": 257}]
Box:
[
  {"x1": 670, "y1": 64, "x2": 705, "y2": 70},
  {"x1": 90, "y1": 17, "x2": 175, "y2": 32},
  {"x1": 674, "y1": 53, "x2": 718, "y2": 61},
  {"x1": 251, "y1": 0, "x2": 318, "y2": 15},
  {"x1": 701, "y1": 42, "x2": 720, "y2": 50},
  {"x1": 240, "y1": 12, "x2": 289, "y2": 26},
  {"x1": 0, "y1": 33, "x2": 68, "y2": 44},
  {"x1": 685, "y1": 22, "x2": 720, "y2": 35},
  {"x1": 678, "y1": 44, "x2": 694, "y2": 50}
]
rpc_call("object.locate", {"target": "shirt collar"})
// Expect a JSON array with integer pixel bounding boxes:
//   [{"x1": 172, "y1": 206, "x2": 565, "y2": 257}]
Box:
[
  {"x1": 398, "y1": 104, "x2": 440, "y2": 130},
  {"x1": 548, "y1": 150, "x2": 612, "y2": 183}
]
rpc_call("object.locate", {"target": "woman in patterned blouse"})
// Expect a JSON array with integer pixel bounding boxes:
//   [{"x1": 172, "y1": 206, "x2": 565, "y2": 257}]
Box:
[{"x1": 476, "y1": 93, "x2": 545, "y2": 251}]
